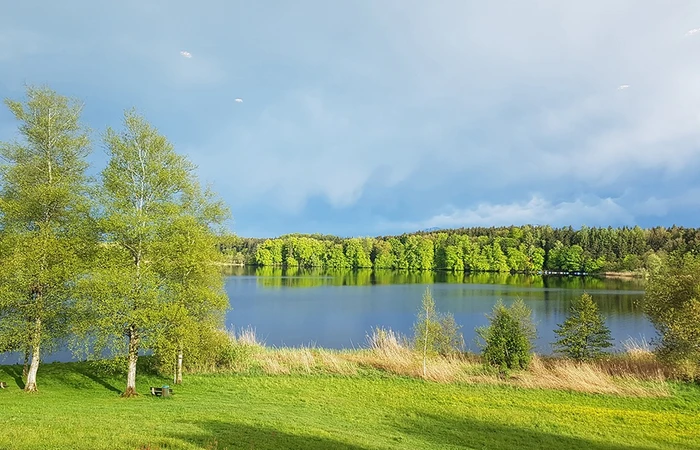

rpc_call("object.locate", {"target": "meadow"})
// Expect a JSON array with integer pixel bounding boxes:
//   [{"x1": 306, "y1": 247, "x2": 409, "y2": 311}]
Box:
[{"x1": 1, "y1": 340, "x2": 699, "y2": 450}]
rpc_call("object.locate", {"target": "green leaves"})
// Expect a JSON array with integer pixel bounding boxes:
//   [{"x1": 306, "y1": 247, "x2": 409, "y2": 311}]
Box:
[
  {"x1": 0, "y1": 86, "x2": 96, "y2": 390},
  {"x1": 644, "y1": 255, "x2": 700, "y2": 379},
  {"x1": 477, "y1": 299, "x2": 536, "y2": 372},
  {"x1": 413, "y1": 288, "x2": 464, "y2": 357},
  {"x1": 70, "y1": 109, "x2": 230, "y2": 388},
  {"x1": 553, "y1": 293, "x2": 613, "y2": 361}
]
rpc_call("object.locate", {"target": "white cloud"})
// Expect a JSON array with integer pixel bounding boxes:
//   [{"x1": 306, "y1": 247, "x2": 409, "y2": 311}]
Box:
[
  {"x1": 685, "y1": 28, "x2": 700, "y2": 36},
  {"x1": 386, "y1": 195, "x2": 635, "y2": 231},
  {"x1": 7, "y1": 0, "x2": 700, "y2": 225},
  {"x1": 179, "y1": 50, "x2": 192, "y2": 58},
  {"x1": 234, "y1": 98, "x2": 243, "y2": 103},
  {"x1": 199, "y1": 1, "x2": 700, "y2": 212},
  {"x1": 633, "y1": 188, "x2": 700, "y2": 216},
  {"x1": 192, "y1": 88, "x2": 426, "y2": 212}
]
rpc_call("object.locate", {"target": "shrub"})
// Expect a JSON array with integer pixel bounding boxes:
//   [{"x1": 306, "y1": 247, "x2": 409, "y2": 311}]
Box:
[
  {"x1": 644, "y1": 255, "x2": 700, "y2": 380},
  {"x1": 413, "y1": 288, "x2": 464, "y2": 378},
  {"x1": 477, "y1": 298, "x2": 536, "y2": 372},
  {"x1": 413, "y1": 288, "x2": 464, "y2": 357},
  {"x1": 213, "y1": 326, "x2": 263, "y2": 371},
  {"x1": 553, "y1": 293, "x2": 613, "y2": 361},
  {"x1": 215, "y1": 341, "x2": 257, "y2": 371}
]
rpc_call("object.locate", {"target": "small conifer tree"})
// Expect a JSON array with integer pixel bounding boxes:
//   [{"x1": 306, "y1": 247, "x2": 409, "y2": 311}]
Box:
[
  {"x1": 553, "y1": 293, "x2": 613, "y2": 361},
  {"x1": 477, "y1": 299, "x2": 536, "y2": 372}
]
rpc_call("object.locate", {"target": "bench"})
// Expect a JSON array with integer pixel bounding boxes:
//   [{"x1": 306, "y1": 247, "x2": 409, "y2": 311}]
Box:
[
  {"x1": 0, "y1": 382, "x2": 7, "y2": 389},
  {"x1": 150, "y1": 386, "x2": 172, "y2": 397}
]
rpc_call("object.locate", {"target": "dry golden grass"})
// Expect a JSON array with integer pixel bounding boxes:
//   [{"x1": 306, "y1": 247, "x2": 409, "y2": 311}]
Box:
[
  {"x1": 257, "y1": 347, "x2": 358, "y2": 376},
  {"x1": 213, "y1": 327, "x2": 670, "y2": 397},
  {"x1": 243, "y1": 348, "x2": 669, "y2": 396},
  {"x1": 621, "y1": 336, "x2": 654, "y2": 358},
  {"x1": 594, "y1": 354, "x2": 671, "y2": 380},
  {"x1": 511, "y1": 356, "x2": 669, "y2": 397},
  {"x1": 365, "y1": 326, "x2": 408, "y2": 353},
  {"x1": 230, "y1": 325, "x2": 263, "y2": 347}
]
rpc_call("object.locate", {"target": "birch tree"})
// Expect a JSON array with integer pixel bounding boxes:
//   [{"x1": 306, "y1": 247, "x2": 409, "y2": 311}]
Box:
[
  {"x1": 0, "y1": 86, "x2": 94, "y2": 392},
  {"x1": 413, "y1": 288, "x2": 464, "y2": 378},
  {"x1": 151, "y1": 185, "x2": 229, "y2": 384},
  {"x1": 75, "y1": 110, "x2": 228, "y2": 396}
]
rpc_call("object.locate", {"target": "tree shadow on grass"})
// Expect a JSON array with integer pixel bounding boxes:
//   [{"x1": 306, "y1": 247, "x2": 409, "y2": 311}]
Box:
[
  {"x1": 1, "y1": 365, "x2": 25, "y2": 389},
  {"x1": 396, "y1": 413, "x2": 662, "y2": 450},
  {"x1": 165, "y1": 420, "x2": 369, "y2": 450},
  {"x1": 73, "y1": 366, "x2": 121, "y2": 394}
]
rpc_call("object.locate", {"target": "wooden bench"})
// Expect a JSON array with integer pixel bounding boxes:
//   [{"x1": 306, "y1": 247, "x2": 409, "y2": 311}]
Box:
[
  {"x1": 0, "y1": 382, "x2": 7, "y2": 389},
  {"x1": 150, "y1": 386, "x2": 172, "y2": 397}
]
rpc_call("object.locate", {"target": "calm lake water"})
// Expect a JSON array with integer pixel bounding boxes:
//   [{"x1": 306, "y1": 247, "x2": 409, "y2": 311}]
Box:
[
  {"x1": 224, "y1": 267, "x2": 653, "y2": 353},
  {"x1": 0, "y1": 267, "x2": 653, "y2": 364}
]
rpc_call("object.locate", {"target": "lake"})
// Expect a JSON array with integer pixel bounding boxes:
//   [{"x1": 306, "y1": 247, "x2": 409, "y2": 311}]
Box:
[
  {"x1": 0, "y1": 267, "x2": 653, "y2": 364},
  {"x1": 224, "y1": 267, "x2": 654, "y2": 353}
]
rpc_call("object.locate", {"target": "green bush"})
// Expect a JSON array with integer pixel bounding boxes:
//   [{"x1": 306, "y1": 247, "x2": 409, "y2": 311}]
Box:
[
  {"x1": 215, "y1": 342, "x2": 257, "y2": 371},
  {"x1": 153, "y1": 327, "x2": 260, "y2": 373},
  {"x1": 644, "y1": 254, "x2": 700, "y2": 380},
  {"x1": 553, "y1": 293, "x2": 613, "y2": 361},
  {"x1": 477, "y1": 298, "x2": 536, "y2": 373}
]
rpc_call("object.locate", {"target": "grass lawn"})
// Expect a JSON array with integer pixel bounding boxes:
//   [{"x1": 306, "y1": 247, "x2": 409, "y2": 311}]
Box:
[{"x1": 0, "y1": 362, "x2": 699, "y2": 450}]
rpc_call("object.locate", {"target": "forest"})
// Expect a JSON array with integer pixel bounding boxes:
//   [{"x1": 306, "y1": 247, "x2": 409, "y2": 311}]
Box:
[{"x1": 220, "y1": 225, "x2": 700, "y2": 273}]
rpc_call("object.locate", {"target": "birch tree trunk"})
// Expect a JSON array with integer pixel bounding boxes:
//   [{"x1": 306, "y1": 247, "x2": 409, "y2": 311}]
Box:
[
  {"x1": 24, "y1": 318, "x2": 42, "y2": 392},
  {"x1": 422, "y1": 323, "x2": 428, "y2": 378},
  {"x1": 176, "y1": 348, "x2": 183, "y2": 384},
  {"x1": 123, "y1": 326, "x2": 139, "y2": 397}
]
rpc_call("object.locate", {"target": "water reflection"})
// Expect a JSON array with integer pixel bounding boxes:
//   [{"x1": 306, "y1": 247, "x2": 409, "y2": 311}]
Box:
[
  {"x1": 223, "y1": 267, "x2": 650, "y2": 353},
  {"x1": 222, "y1": 266, "x2": 644, "y2": 292},
  {"x1": 1, "y1": 267, "x2": 649, "y2": 364}
]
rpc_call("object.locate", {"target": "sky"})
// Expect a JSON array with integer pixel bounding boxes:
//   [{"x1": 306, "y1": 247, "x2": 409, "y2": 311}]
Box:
[{"x1": 2, "y1": 1, "x2": 700, "y2": 238}]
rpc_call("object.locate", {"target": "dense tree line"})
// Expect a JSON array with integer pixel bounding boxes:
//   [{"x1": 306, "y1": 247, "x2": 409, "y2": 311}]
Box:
[{"x1": 221, "y1": 225, "x2": 700, "y2": 273}]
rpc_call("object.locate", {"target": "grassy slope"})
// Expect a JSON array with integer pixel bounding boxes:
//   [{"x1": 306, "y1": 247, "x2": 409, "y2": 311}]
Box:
[{"x1": 0, "y1": 362, "x2": 699, "y2": 450}]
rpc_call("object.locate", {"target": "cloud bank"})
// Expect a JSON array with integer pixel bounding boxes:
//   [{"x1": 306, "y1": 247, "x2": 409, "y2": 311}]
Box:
[{"x1": 3, "y1": 0, "x2": 700, "y2": 236}]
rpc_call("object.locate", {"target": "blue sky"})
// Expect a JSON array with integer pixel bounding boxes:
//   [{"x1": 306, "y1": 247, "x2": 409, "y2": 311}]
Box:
[{"x1": 2, "y1": 1, "x2": 700, "y2": 237}]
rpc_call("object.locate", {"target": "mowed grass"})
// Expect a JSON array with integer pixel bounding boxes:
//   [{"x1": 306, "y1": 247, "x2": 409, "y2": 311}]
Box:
[{"x1": 1, "y1": 362, "x2": 699, "y2": 450}]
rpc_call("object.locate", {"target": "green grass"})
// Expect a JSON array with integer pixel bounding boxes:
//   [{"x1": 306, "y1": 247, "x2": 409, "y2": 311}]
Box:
[{"x1": 0, "y1": 362, "x2": 699, "y2": 450}]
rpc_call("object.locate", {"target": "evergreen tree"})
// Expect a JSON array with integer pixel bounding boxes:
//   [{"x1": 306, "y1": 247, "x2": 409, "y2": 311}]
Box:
[
  {"x1": 553, "y1": 293, "x2": 613, "y2": 360},
  {"x1": 477, "y1": 299, "x2": 536, "y2": 372}
]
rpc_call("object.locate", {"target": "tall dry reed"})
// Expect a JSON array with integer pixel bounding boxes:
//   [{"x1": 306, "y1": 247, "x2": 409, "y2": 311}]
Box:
[{"x1": 206, "y1": 325, "x2": 670, "y2": 397}]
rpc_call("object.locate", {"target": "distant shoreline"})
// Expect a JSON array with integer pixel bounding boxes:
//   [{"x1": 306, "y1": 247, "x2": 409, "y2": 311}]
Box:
[
  {"x1": 599, "y1": 271, "x2": 645, "y2": 279},
  {"x1": 218, "y1": 263, "x2": 645, "y2": 278}
]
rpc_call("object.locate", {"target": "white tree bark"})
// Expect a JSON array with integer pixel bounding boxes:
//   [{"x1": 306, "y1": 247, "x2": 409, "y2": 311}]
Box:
[
  {"x1": 124, "y1": 327, "x2": 139, "y2": 397},
  {"x1": 24, "y1": 318, "x2": 41, "y2": 392},
  {"x1": 176, "y1": 348, "x2": 183, "y2": 384},
  {"x1": 422, "y1": 323, "x2": 428, "y2": 378},
  {"x1": 422, "y1": 305, "x2": 430, "y2": 378}
]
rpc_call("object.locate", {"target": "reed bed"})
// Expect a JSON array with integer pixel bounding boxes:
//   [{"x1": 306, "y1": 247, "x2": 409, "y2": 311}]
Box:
[{"x1": 205, "y1": 327, "x2": 672, "y2": 397}]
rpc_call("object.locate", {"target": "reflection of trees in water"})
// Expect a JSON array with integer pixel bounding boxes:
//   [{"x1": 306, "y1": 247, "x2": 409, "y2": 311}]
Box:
[
  {"x1": 230, "y1": 265, "x2": 646, "y2": 292},
  {"x1": 235, "y1": 267, "x2": 644, "y2": 316},
  {"x1": 239, "y1": 267, "x2": 643, "y2": 290},
  {"x1": 219, "y1": 267, "x2": 649, "y2": 352}
]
